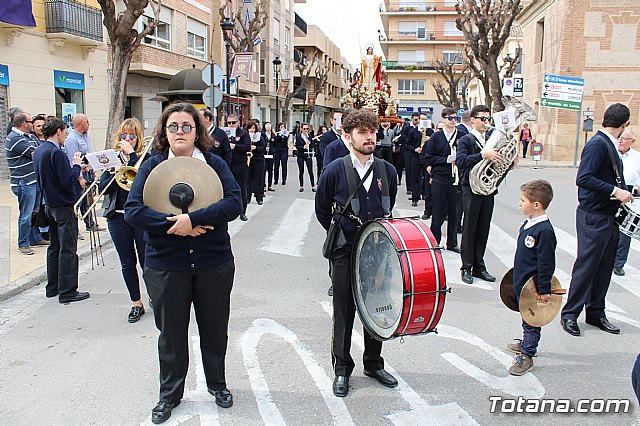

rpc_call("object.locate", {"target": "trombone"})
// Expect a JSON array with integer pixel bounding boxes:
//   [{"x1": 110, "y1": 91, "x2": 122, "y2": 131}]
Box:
[{"x1": 74, "y1": 137, "x2": 154, "y2": 220}]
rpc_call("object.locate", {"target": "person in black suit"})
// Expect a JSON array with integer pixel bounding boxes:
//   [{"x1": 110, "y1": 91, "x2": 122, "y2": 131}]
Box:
[
  {"x1": 422, "y1": 107, "x2": 461, "y2": 251},
  {"x1": 560, "y1": 103, "x2": 633, "y2": 337},
  {"x1": 273, "y1": 122, "x2": 290, "y2": 185},
  {"x1": 392, "y1": 120, "x2": 406, "y2": 184},
  {"x1": 407, "y1": 113, "x2": 433, "y2": 214},
  {"x1": 295, "y1": 123, "x2": 316, "y2": 192},
  {"x1": 226, "y1": 114, "x2": 251, "y2": 221},
  {"x1": 456, "y1": 110, "x2": 472, "y2": 137},
  {"x1": 400, "y1": 113, "x2": 419, "y2": 195},
  {"x1": 313, "y1": 125, "x2": 328, "y2": 179},
  {"x1": 262, "y1": 122, "x2": 277, "y2": 192},
  {"x1": 200, "y1": 108, "x2": 231, "y2": 165},
  {"x1": 319, "y1": 109, "x2": 343, "y2": 158},
  {"x1": 323, "y1": 109, "x2": 354, "y2": 169},
  {"x1": 246, "y1": 120, "x2": 266, "y2": 205},
  {"x1": 456, "y1": 105, "x2": 504, "y2": 285}
]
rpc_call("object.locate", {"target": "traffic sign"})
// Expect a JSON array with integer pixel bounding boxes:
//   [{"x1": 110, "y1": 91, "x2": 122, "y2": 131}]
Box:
[
  {"x1": 531, "y1": 141, "x2": 544, "y2": 155},
  {"x1": 457, "y1": 108, "x2": 465, "y2": 118},
  {"x1": 202, "y1": 86, "x2": 223, "y2": 108},
  {"x1": 503, "y1": 78, "x2": 514, "y2": 97},
  {"x1": 221, "y1": 77, "x2": 237, "y2": 95},
  {"x1": 513, "y1": 78, "x2": 523, "y2": 97},
  {"x1": 201, "y1": 64, "x2": 223, "y2": 86},
  {"x1": 541, "y1": 74, "x2": 584, "y2": 111}
]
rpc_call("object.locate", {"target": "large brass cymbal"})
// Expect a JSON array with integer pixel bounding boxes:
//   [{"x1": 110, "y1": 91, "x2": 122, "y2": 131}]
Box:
[
  {"x1": 519, "y1": 276, "x2": 564, "y2": 327},
  {"x1": 143, "y1": 156, "x2": 223, "y2": 215},
  {"x1": 499, "y1": 268, "x2": 519, "y2": 312}
]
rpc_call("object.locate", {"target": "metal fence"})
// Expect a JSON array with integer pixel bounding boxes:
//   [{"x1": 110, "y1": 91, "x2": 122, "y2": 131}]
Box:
[
  {"x1": 383, "y1": 31, "x2": 464, "y2": 42},
  {"x1": 44, "y1": 0, "x2": 103, "y2": 42}
]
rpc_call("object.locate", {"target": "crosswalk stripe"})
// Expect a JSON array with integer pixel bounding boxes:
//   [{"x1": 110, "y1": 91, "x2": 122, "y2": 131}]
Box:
[
  {"x1": 228, "y1": 197, "x2": 271, "y2": 238},
  {"x1": 260, "y1": 198, "x2": 315, "y2": 257}
]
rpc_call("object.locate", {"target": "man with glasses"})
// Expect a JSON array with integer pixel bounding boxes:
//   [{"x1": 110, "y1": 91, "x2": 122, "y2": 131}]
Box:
[
  {"x1": 613, "y1": 129, "x2": 639, "y2": 277},
  {"x1": 406, "y1": 112, "x2": 433, "y2": 212},
  {"x1": 226, "y1": 115, "x2": 251, "y2": 221},
  {"x1": 5, "y1": 112, "x2": 47, "y2": 254},
  {"x1": 456, "y1": 104, "x2": 499, "y2": 285}
]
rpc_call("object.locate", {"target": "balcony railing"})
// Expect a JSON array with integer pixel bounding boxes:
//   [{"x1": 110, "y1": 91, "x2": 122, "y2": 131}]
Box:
[
  {"x1": 382, "y1": 31, "x2": 464, "y2": 42},
  {"x1": 384, "y1": 1, "x2": 440, "y2": 12},
  {"x1": 383, "y1": 60, "x2": 436, "y2": 70},
  {"x1": 44, "y1": 0, "x2": 103, "y2": 42}
]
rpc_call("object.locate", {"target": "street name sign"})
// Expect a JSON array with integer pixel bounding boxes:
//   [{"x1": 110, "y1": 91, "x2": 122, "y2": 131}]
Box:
[{"x1": 541, "y1": 74, "x2": 584, "y2": 111}]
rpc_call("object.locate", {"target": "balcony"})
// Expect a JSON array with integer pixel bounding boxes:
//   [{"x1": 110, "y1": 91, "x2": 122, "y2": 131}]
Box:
[
  {"x1": 382, "y1": 31, "x2": 465, "y2": 42},
  {"x1": 384, "y1": 1, "x2": 439, "y2": 12},
  {"x1": 44, "y1": 0, "x2": 103, "y2": 43},
  {"x1": 294, "y1": 13, "x2": 307, "y2": 37},
  {"x1": 383, "y1": 60, "x2": 436, "y2": 70}
]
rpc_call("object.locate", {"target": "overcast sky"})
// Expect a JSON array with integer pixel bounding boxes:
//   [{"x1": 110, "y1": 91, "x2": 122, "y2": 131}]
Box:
[{"x1": 294, "y1": 0, "x2": 385, "y2": 68}]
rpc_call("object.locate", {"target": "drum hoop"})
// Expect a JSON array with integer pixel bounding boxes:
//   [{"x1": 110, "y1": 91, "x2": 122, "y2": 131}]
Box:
[{"x1": 407, "y1": 218, "x2": 442, "y2": 331}]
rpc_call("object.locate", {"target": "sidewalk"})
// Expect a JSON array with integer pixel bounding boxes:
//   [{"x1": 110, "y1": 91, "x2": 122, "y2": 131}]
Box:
[
  {"x1": 0, "y1": 179, "x2": 111, "y2": 301},
  {"x1": 517, "y1": 156, "x2": 576, "y2": 168}
]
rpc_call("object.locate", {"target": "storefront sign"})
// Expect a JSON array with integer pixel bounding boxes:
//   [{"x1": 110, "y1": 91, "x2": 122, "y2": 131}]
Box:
[
  {"x1": 418, "y1": 107, "x2": 433, "y2": 114},
  {"x1": 397, "y1": 106, "x2": 414, "y2": 115},
  {"x1": 0, "y1": 64, "x2": 9, "y2": 86},
  {"x1": 232, "y1": 54, "x2": 253, "y2": 80},
  {"x1": 54, "y1": 70, "x2": 85, "y2": 90}
]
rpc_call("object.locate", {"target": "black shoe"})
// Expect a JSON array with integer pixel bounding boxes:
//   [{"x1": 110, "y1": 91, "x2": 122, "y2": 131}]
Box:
[
  {"x1": 59, "y1": 292, "x2": 90, "y2": 304},
  {"x1": 46, "y1": 291, "x2": 58, "y2": 298},
  {"x1": 406, "y1": 191, "x2": 411, "y2": 195},
  {"x1": 257, "y1": 199, "x2": 263, "y2": 205},
  {"x1": 447, "y1": 246, "x2": 461, "y2": 253},
  {"x1": 364, "y1": 369, "x2": 398, "y2": 388},
  {"x1": 128, "y1": 305, "x2": 145, "y2": 323},
  {"x1": 208, "y1": 388, "x2": 233, "y2": 408},
  {"x1": 274, "y1": 181, "x2": 278, "y2": 185},
  {"x1": 240, "y1": 214, "x2": 248, "y2": 221},
  {"x1": 585, "y1": 317, "x2": 620, "y2": 334},
  {"x1": 327, "y1": 285, "x2": 333, "y2": 296},
  {"x1": 461, "y1": 270, "x2": 473, "y2": 284},
  {"x1": 473, "y1": 271, "x2": 496, "y2": 282},
  {"x1": 411, "y1": 201, "x2": 418, "y2": 207},
  {"x1": 282, "y1": 181, "x2": 286, "y2": 185},
  {"x1": 333, "y1": 376, "x2": 349, "y2": 397},
  {"x1": 613, "y1": 267, "x2": 625, "y2": 276},
  {"x1": 560, "y1": 318, "x2": 581, "y2": 336},
  {"x1": 151, "y1": 401, "x2": 180, "y2": 424}
]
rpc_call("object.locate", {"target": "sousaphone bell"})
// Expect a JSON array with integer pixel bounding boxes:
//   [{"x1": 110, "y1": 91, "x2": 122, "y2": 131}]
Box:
[{"x1": 143, "y1": 157, "x2": 223, "y2": 214}]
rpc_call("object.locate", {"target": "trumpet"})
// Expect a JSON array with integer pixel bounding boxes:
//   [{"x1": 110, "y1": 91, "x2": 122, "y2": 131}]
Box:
[{"x1": 247, "y1": 151, "x2": 253, "y2": 167}]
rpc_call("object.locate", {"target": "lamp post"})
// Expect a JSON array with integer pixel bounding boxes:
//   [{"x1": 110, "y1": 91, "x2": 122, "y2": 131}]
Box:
[
  {"x1": 273, "y1": 56, "x2": 281, "y2": 124},
  {"x1": 221, "y1": 17, "x2": 234, "y2": 119}
]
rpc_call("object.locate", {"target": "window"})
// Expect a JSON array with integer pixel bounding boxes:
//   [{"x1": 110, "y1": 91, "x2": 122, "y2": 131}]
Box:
[
  {"x1": 397, "y1": 79, "x2": 425, "y2": 95},
  {"x1": 398, "y1": 21, "x2": 426, "y2": 40},
  {"x1": 284, "y1": 27, "x2": 290, "y2": 51},
  {"x1": 398, "y1": 50, "x2": 425, "y2": 64},
  {"x1": 514, "y1": 47, "x2": 522, "y2": 74},
  {"x1": 285, "y1": 0, "x2": 290, "y2": 11},
  {"x1": 283, "y1": 61, "x2": 290, "y2": 79},
  {"x1": 139, "y1": 5, "x2": 172, "y2": 50},
  {"x1": 260, "y1": 58, "x2": 266, "y2": 84},
  {"x1": 187, "y1": 18, "x2": 207, "y2": 60},
  {"x1": 273, "y1": 17, "x2": 280, "y2": 45},
  {"x1": 443, "y1": 50, "x2": 463, "y2": 64},
  {"x1": 444, "y1": 21, "x2": 462, "y2": 36},
  {"x1": 535, "y1": 19, "x2": 544, "y2": 63}
]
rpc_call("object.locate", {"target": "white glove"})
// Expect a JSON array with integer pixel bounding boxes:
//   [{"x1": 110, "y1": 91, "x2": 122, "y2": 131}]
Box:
[{"x1": 447, "y1": 154, "x2": 456, "y2": 163}]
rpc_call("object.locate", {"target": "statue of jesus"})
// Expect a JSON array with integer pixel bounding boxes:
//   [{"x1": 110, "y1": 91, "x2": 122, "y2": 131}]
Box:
[{"x1": 361, "y1": 44, "x2": 383, "y2": 92}]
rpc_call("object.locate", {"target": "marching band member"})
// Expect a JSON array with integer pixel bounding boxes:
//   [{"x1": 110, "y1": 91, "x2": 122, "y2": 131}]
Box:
[
  {"x1": 319, "y1": 109, "x2": 343, "y2": 158},
  {"x1": 273, "y1": 122, "x2": 290, "y2": 186},
  {"x1": 226, "y1": 115, "x2": 251, "y2": 221},
  {"x1": 262, "y1": 122, "x2": 277, "y2": 192},
  {"x1": 560, "y1": 103, "x2": 633, "y2": 337},
  {"x1": 407, "y1": 112, "x2": 433, "y2": 213},
  {"x1": 295, "y1": 123, "x2": 316, "y2": 192},
  {"x1": 199, "y1": 108, "x2": 231, "y2": 165},
  {"x1": 315, "y1": 109, "x2": 398, "y2": 398},
  {"x1": 246, "y1": 120, "x2": 266, "y2": 205},
  {"x1": 400, "y1": 113, "x2": 419, "y2": 195},
  {"x1": 125, "y1": 103, "x2": 242, "y2": 424},
  {"x1": 98, "y1": 118, "x2": 150, "y2": 322}
]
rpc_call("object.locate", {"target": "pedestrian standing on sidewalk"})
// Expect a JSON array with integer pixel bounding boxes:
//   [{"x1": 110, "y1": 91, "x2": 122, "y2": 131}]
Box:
[
  {"x1": 33, "y1": 117, "x2": 90, "y2": 303},
  {"x1": 520, "y1": 123, "x2": 533, "y2": 158},
  {"x1": 5, "y1": 111, "x2": 47, "y2": 255}
]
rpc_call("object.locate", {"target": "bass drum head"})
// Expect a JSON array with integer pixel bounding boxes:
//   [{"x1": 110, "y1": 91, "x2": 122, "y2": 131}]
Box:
[{"x1": 352, "y1": 221, "x2": 404, "y2": 341}]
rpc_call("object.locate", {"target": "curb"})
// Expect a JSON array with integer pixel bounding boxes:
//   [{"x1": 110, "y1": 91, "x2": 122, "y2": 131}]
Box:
[{"x1": 0, "y1": 237, "x2": 113, "y2": 302}]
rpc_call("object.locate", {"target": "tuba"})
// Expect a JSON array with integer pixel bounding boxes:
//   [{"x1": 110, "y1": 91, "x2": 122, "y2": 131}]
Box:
[{"x1": 469, "y1": 97, "x2": 537, "y2": 196}]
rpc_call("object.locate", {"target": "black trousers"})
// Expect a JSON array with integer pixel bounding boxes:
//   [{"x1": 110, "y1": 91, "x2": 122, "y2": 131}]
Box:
[
  {"x1": 456, "y1": 186, "x2": 463, "y2": 231},
  {"x1": 45, "y1": 206, "x2": 79, "y2": 298},
  {"x1": 431, "y1": 178, "x2": 458, "y2": 248},
  {"x1": 107, "y1": 213, "x2": 146, "y2": 302},
  {"x1": 562, "y1": 209, "x2": 618, "y2": 321},
  {"x1": 248, "y1": 157, "x2": 266, "y2": 202},
  {"x1": 375, "y1": 146, "x2": 393, "y2": 164},
  {"x1": 403, "y1": 150, "x2": 413, "y2": 193},
  {"x1": 393, "y1": 149, "x2": 404, "y2": 184},
  {"x1": 144, "y1": 261, "x2": 235, "y2": 404},
  {"x1": 297, "y1": 155, "x2": 315, "y2": 187},
  {"x1": 410, "y1": 158, "x2": 423, "y2": 203},
  {"x1": 265, "y1": 157, "x2": 275, "y2": 189},
  {"x1": 331, "y1": 251, "x2": 384, "y2": 377},
  {"x1": 315, "y1": 151, "x2": 323, "y2": 181},
  {"x1": 230, "y1": 162, "x2": 249, "y2": 214},
  {"x1": 461, "y1": 188, "x2": 494, "y2": 273},
  {"x1": 274, "y1": 150, "x2": 288, "y2": 184}
]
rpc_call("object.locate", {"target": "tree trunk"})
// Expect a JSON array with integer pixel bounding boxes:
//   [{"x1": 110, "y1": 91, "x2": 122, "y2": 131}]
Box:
[
  {"x1": 105, "y1": 43, "x2": 133, "y2": 149},
  {"x1": 486, "y1": 54, "x2": 505, "y2": 112}
]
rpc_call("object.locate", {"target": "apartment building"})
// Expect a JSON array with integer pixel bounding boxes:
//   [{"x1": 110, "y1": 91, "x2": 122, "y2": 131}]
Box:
[
  {"x1": 292, "y1": 24, "x2": 354, "y2": 129},
  {"x1": 380, "y1": 0, "x2": 466, "y2": 121}
]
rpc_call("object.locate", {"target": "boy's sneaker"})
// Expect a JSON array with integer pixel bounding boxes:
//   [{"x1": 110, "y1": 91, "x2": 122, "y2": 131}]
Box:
[
  {"x1": 506, "y1": 339, "x2": 522, "y2": 354},
  {"x1": 509, "y1": 354, "x2": 534, "y2": 376}
]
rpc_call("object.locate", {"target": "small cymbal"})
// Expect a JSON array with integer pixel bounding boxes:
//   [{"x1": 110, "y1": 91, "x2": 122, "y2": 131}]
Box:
[
  {"x1": 519, "y1": 276, "x2": 563, "y2": 327},
  {"x1": 143, "y1": 156, "x2": 223, "y2": 215},
  {"x1": 499, "y1": 268, "x2": 519, "y2": 312}
]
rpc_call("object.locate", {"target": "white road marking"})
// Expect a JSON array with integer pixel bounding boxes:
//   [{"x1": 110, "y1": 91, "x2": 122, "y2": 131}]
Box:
[
  {"x1": 228, "y1": 197, "x2": 270, "y2": 238},
  {"x1": 607, "y1": 312, "x2": 640, "y2": 330},
  {"x1": 241, "y1": 317, "x2": 354, "y2": 426},
  {"x1": 260, "y1": 198, "x2": 315, "y2": 257},
  {"x1": 320, "y1": 301, "x2": 477, "y2": 425},
  {"x1": 140, "y1": 324, "x2": 220, "y2": 425}
]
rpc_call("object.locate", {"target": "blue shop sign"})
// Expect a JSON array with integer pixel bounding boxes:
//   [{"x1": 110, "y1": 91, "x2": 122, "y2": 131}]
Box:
[
  {"x1": 0, "y1": 64, "x2": 9, "y2": 86},
  {"x1": 418, "y1": 107, "x2": 433, "y2": 114},
  {"x1": 54, "y1": 70, "x2": 85, "y2": 90},
  {"x1": 397, "y1": 106, "x2": 414, "y2": 114}
]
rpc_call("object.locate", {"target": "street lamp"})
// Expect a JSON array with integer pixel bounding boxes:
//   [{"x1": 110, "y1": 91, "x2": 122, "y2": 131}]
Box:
[
  {"x1": 273, "y1": 56, "x2": 282, "y2": 124},
  {"x1": 221, "y1": 17, "x2": 234, "y2": 120}
]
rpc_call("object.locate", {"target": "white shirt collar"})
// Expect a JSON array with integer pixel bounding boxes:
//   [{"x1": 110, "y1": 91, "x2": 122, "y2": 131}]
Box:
[
  {"x1": 600, "y1": 129, "x2": 621, "y2": 157},
  {"x1": 524, "y1": 213, "x2": 548, "y2": 230},
  {"x1": 11, "y1": 127, "x2": 25, "y2": 136},
  {"x1": 168, "y1": 146, "x2": 206, "y2": 162},
  {"x1": 349, "y1": 152, "x2": 374, "y2": 192},
  {"x1": 444, "y1": 128, "x2": 456, "y2": 141},
  {"x1": 471, "y1": 129, "x2": 486, "y2": 145}
]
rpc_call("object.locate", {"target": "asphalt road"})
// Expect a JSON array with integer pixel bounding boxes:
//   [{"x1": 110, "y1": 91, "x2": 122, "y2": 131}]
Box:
[{"x1": 1, "y1": 164, "x2": 639, "y2": 426}]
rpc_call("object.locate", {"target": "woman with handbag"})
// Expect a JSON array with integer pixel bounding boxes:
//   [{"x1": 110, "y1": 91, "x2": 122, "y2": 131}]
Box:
[{"x1": 98, "y1": 118, "x2": 150, "y2": 323}]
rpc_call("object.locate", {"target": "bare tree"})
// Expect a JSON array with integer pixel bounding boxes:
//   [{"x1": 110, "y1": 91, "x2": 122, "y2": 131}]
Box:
[
  {"x1": 97, "y1": 0, "x2": 161, "y2": 147},
  {"x1": 218, "y1": 0, "x2": 268, "y2": 53},
  {"x1": 431, "y1": 56, "x2": 470, "y2": 109},
  {"x1": 282, "y1": 51, "x2": 319, "y2": 125},
  {"x1": 306, "y1": 63, "x2": 328, "y2": 122},
  {"x1": 455, "y1": 0, "x2": 522, "y2": 111}
]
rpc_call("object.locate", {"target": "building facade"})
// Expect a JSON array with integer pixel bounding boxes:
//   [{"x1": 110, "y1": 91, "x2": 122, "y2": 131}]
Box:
[
  {"x1": 517, "y1": 0, "x2": 640, "y2": 161},
  {"x1": 380, "y1": 0, "x2": 466, "y2": 122}
]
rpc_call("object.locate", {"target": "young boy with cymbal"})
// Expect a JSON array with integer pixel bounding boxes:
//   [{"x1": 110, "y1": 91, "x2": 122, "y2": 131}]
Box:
[{"x1": 507, "y1": 179, "x2": 557, "y2": 375}]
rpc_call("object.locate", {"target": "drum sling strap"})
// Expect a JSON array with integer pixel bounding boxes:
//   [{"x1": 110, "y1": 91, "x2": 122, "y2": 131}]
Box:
[
  {"x1": 341, "y1": 155, "x2": 391, "y2": 218},
  {"x1": 603, "y1": 137, "x2": 630, "y2": 225}
]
